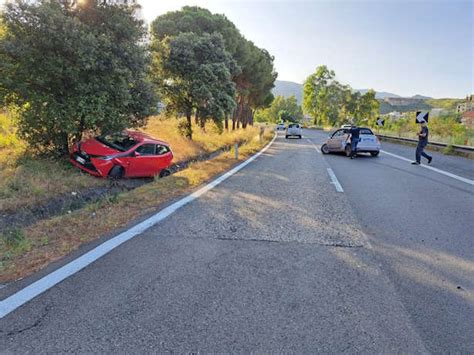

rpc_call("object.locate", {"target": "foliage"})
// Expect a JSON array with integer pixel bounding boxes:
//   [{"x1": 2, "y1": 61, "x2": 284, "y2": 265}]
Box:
[
  {"x1": 379, "y1": 112, "x2": 473, "y2": 146},
  {"x1": 151, "y1": 32, "x2": 237, "y2": 139},
  {"x1": 150, "y1": 6, "x2": 276, "y2": 132},
  {"x1": 303, "y1": 65, "x2": 379, "y2": 127},
  {"x1": 425, "y1": 98, "x2": 464, "y2": 111},
  {"x1": 303, "y1": 65, "x2": 336, "y2": 126},
  {"x1": 379, "y1": 100, "x2": 432, "y2": 115},
  {"x1": 0, "y1": 0, "x2": 156, "y2": 155},
  {"x1": 255, "y1": 95, "x2": 303, "y2": 123},
  {"x1": 0, "y1": 19, "x2": 7, "y2": 107},
  {"x1": 0, "y1": 112, "x2": 22, "y2": 148},
  {"x1": 0, "y1": 228, "x2": 31, "y2": 263},
  {"x1": 443, "y1": 144, "x2": 455, "y2": 155}
]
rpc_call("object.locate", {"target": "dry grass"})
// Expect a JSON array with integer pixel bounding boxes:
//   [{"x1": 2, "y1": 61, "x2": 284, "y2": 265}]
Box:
[
  {"x1": 0, "y1": 113, "x2": 106, "y2": 211},
  {"x1": 0, "y1": 130, "x2": 274, "y2": 282},
  {"x1": 0, "y1": 114, "x2": 263, "y2": 212},
  {"x1": 141, "y1": 116, "x2": 263, "y2": 162}
]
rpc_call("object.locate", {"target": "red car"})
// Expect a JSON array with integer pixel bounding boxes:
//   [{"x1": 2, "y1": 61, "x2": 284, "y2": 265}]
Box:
[{"x1": 70, "y1": 130, "x2": 173, "y2": 178}]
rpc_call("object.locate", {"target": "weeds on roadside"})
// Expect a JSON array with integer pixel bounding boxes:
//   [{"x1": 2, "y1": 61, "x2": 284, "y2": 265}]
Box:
[
  {"x1": 443, "y1": 144, "x2": 455, "y2": 155},
  {"x1": 0, "y1": 228, "x2": 31, "y2": 271}
]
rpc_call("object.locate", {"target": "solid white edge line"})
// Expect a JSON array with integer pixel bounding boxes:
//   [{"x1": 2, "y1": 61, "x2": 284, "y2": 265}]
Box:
[
  {"x1": 0, "y1": 134, "x2": 278, "y2": 319},
  {"x1": 380, "y1": 150, "x2": 474, "y2": 186},
  {"x1": 306, "y1": 138, "x2": 321, "y2": 153},
  {"x1": 327, "y1": 168, "x2": 344, "y2": 192}
]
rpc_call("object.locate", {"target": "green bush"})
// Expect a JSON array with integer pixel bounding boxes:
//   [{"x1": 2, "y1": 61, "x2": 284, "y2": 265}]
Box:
[
  {"x1": 1, "y1": 228, "x2": 31, "y2": 255},
  {"x1": 0, "y1": 1, "x2": 157, "y2": 155},
  {"x1": 443, "y1": 145, "x2": 455, "y2": 155}
]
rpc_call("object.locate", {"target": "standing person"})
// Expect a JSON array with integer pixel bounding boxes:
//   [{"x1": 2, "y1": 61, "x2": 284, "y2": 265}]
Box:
[
  {"x1": 349, "y1": 125, "x2": 360, "y2": 159},
  {"x1": 412, "y1": 120, "x2": 433, "y2": 165}
]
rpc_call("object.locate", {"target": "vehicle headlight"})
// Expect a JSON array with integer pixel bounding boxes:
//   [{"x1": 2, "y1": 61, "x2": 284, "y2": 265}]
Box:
[{"x1": 99, "y1": 155, "x2": 115, "y2": 161}]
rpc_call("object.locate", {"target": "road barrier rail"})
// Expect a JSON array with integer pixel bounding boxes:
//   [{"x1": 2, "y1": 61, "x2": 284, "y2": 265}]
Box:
[{"x1": 377, "y1": 134, "x2": 474, "y2": 158}]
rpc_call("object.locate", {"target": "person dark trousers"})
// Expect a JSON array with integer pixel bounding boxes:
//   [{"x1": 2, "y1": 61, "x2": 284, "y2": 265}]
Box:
[
  {"x1": 349, "y1": 126, "x2": 360, "y2": 159},
  {"x1": 412, "y1": 121, "x2": 433, "y2": 165}
]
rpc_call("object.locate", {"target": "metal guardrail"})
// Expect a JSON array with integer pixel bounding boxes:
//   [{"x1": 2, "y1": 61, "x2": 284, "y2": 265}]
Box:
[{"x1": 376, "y1": 134, "x2": 474, "y2": 153}]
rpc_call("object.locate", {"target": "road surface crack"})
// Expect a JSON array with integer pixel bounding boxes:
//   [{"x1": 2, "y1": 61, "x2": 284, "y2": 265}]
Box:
[
  {"x1": 4, "y1": 306, "x2": 50, "y2": 336},
  {"x1": 215, "y1": 236, "x2": 364, "y2": 248}
]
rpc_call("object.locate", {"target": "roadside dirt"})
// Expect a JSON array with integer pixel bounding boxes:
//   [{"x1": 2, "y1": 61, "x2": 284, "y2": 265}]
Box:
[{"x1": 0, "y1": 142, "x2": 245, "y2": 234}]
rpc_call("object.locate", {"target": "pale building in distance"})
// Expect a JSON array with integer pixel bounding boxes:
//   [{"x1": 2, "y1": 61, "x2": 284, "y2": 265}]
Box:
[{"x1": 456, "y1": 95, "x2": 474, "y2": 113}]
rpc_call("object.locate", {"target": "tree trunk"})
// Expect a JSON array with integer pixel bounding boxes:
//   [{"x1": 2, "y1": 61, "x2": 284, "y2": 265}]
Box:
[
  {"x1": 61, "y1": 132, "x2": 69, "y2": 156},
  {"x1": 186, "y1": 112, "x2": 193, "y2": 140},
  {"x1": 232, "y1": 107, "x2": 237, "y2": 130},
  {"x1": 194, "y1": 110, "x2": 199, "y2": 125},
  {"x1": 225, "y1": 115, "x2": 229, "y2": 130}
]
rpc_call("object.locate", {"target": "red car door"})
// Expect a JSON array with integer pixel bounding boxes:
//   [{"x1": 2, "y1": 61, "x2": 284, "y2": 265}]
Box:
[
  {"x1": 154, "y1": 144, "x2": 173, "y2": 175},
  {"x1": 128, "y1": 144, "x2": 158, "y2": 177}
]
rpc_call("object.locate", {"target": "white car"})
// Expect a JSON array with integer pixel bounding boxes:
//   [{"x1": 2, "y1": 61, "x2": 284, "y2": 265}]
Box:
[
  {"x1": 285, "y1": 123, "x2": 302, "y2": 139},
  {"x1": 276, "y1": 123, "x2": 286, "y2": 131},
  {"x1": 321, "y1": 127, "x2": 380, "y2": 156}
]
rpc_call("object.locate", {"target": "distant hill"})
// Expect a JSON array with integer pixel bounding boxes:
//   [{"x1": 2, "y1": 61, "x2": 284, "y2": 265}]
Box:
[
  {"x1": 379, "y1": 100, "x2": 432, "y2": 115},
  {"x1": 273, "y1": 80, "x2": 439, "y2": 108},
  {"x1": 355, "y1": 89, "x2": 400, "y2": 99},
  {"x1": 412, "y1": 94, "x2": 432, "y2": 100},
  {"x1": 272, "y1": 80, "x2": 303, "y2": 104}
]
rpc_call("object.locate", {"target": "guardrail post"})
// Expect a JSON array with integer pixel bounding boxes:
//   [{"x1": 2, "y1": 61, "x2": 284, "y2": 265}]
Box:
[
  {"x1": 234, "y1": 143, "x2": 238, "y2": 159},
  {"x1": 259, "y1": 127, "x2": 264, "y2": 144}
]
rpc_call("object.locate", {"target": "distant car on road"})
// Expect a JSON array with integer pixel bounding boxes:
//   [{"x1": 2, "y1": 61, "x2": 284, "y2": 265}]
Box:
[
  {"x1": 285, "y1": 123, "x2": 302, "y2": 139},
  {"x1": 276, "y1": 122, "x2": 286, "y2": 131},
  {"x1": 321, "y1": 127, "x2": 380, "y2": 156},
  {"x1": 340, "y1": 124, "x2": 353, "y2": 129},
  {"x1": 70, "y1": 130, "x2": 173, "y2": 178}
]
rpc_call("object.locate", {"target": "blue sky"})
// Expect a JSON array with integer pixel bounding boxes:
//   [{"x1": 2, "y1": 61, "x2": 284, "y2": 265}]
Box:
[
  {"x1": 139, "y1": 0, "x2": 473, "y2": 98},
  {"x1": 0, "y1": 0, "x2": 471, "y2": 98}
]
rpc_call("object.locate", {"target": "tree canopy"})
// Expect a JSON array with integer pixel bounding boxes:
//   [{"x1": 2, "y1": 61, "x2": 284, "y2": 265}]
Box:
[
  {"x1": 0, "y1": 0, "x2": 156, "y2": 154},
  {"x1": 152, "y1": 32, "x2": 237, "y2": 138},
  {"x1": 303, "y1": 65, "x2": 379, "y2": 126},
  {"x1": 150, "y1": 6, "x2": 277, "y2": 135},
  {"x1": 255, "y1": 96, "x2": 303, "y2": 123}
]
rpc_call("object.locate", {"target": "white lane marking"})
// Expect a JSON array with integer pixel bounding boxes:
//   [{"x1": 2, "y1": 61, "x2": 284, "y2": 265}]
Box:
[
  {"x1": 307, "y1": 138, "x2": 321, "y2": 153},
  {"x1": 380, "y1": 150, "x2": 474, "y2": 186},
  {"x1": 327, "y1": 168, "x2": 344, "y2": 192},
  {"x1": 0, "y1": 135, "x2": 277, "y2": 319}
]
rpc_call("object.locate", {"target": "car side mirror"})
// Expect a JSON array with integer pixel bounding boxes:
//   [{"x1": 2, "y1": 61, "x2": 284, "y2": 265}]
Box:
[{"x1": 134, "y1": 151, "x2": 140, "y2": 157}]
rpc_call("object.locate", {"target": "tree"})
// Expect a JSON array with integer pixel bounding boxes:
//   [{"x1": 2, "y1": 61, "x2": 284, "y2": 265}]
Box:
[
  {"x1": 303, "y1": 65, "x2": 338, "y2": 126},
  {"x1": 150, "y1": 6, "x2": 276, "y2": 131},
  {"x1": 0, "y1": 19, "x2": 7, "y2": 107},
  {"x1": 303, "y1": 66, "x2": 380, "y2": 127},
  {"x1": 0, "y1": 0, "x2": 156, "y2": 155},
  {"x1": 358, "y1": 90, "x2": 380, "y2": 126},
  {"x1": 254, "y1": 95, "x2": 303, "y2": 123},
  {"x1": 152, "y1": 32, "x2": 236, "y2": 139},
  {"x1": 237, "y1": 43, "x2": 277, "y2": 128}
]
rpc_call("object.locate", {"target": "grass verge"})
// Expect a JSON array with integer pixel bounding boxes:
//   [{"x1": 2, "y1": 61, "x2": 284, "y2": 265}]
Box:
[
  {"x1": 0, "y1": 114, "x2": 264, "y2": 212},
  {"x1": 0, "y1": 130, "x2": 274, "y2": 283}
]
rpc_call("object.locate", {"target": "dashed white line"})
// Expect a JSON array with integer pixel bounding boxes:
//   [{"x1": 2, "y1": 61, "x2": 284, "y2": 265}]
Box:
[
  {"x1": 0, "y1": 135, "x2": 277, "y2": 319},
  {"x1": 380, "y1": 150, "x2": 474, "y2": 186},
  {"x1": 327, "y1": 168, "x2": 344, "y2": 192},
  {"x1": 307, "y1": 138, "x2": 321, "y2": 153}
]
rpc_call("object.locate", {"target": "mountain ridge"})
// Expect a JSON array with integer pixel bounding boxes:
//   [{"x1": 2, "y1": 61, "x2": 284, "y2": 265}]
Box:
[{"x1": 272, "y1": 80, "x2": 434, "y2": 103}]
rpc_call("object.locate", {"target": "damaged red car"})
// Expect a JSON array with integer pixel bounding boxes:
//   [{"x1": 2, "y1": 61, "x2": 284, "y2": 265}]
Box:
[{"x1": 70, "y1": 130, "x2": 173, "y2": 178}]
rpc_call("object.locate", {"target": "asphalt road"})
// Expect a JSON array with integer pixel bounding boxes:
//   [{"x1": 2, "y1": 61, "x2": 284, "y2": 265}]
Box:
[{"x1": 1, "y1": 129, "x2": 473, "y2": 352}]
